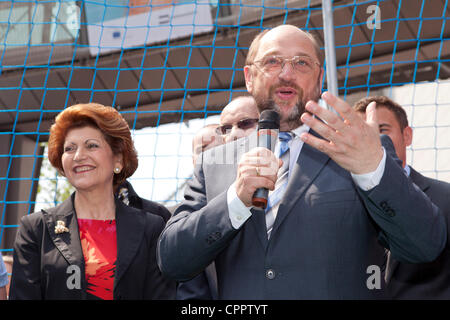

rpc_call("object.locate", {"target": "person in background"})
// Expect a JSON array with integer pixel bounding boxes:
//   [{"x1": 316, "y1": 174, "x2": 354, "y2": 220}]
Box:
[
  {"x1": 116, "y1": 180, "x2": 171, "y2": 223},
  {"x1": 216, "y1": 95, "x2": 259, "y2": 143},
  {"x1": 10, "y1": 103, "x2": 176, "y2": 300},
  {"x1": 191, "y1": 123, "x2": 224, "y2": 166},
  {"x1": 0, "y1": 255, "x2": 8, "y2": 300},
  {"x1": 157, "y1": 24, "x2": 446, "y2": 299},
  {"x1": 177, "y1": 97, "x2": 259, "y2": 300},
  {"x1": 354, "y1": 95, "x2": 450, "y2": 299},
  {"x1": 175, "y1": 123, "x2": 227, "y2": 300}
]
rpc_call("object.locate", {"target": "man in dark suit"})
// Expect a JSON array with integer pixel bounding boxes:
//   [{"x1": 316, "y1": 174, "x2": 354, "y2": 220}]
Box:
[
  {"x1": 177, "y1": 96, "x2": 260, "y2": 300},
  {"x1": 354, "y1": 95, "x2": 450, "y2": 299},
  {"x1": 157, "y1": 25, "x2": 446, "y2": 299}
]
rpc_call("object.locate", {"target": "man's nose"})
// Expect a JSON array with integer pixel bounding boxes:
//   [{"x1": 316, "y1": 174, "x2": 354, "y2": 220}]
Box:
[{"x1": 278, "y1": 61, "x2": 296, "y2": 80}]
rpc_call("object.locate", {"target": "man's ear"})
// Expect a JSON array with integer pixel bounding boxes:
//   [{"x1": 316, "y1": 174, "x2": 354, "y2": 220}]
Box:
[
  {"x1": 403, "y1": 126, "x2": 413, "y2": 147},
  {"x1": 318, "y1": 67, "x2": 325, "y2": 91},
  {"x1": 244, "y1": 65, "x2": 253, "y2": 94}
]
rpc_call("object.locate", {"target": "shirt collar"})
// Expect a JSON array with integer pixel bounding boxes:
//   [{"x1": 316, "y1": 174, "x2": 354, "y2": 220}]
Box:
[
  {"x1": 404, "y1": 164, "x2": 411, "y2": 176},
  {"x1": 289, "y1": 124, "x2": 310, "y2": 139}
]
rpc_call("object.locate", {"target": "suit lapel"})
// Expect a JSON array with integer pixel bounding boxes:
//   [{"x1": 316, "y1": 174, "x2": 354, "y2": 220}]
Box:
[
  {"x1": 409, "y1": 167, "x2": 431, "y2": 193},
  {"x1": 42, "y1": 194, "x2": 84, "y2": 268},
  {"x1": 271, "y1": 130, "x2": 330, "y2": 237},
  {"x1": 114, "y1": 198, "x2": 145, "y2": 290}
]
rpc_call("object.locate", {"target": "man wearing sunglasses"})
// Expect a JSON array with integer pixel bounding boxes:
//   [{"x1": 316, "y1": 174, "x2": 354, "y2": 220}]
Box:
[
  {"x1": 216, "y1": 96, "x2": 259, "y2": 143},
  {"x1": 158, "y1": 24, "x2": 446, "y2": 299}
]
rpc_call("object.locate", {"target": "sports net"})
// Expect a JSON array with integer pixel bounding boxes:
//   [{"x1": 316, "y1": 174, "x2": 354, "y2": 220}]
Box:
[{"x1": 1, "y1": 0, "x2": 449, "y2": 256}]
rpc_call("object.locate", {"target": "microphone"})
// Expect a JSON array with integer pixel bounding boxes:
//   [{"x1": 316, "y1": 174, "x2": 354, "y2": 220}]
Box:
[{"x1": 252, "y1": 110, "x2": 280, "y2": 209}]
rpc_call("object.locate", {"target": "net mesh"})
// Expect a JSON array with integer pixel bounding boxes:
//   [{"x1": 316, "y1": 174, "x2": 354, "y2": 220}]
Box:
[{"x1": 1, "y1": 0, "x2": 449, "y2": 255}]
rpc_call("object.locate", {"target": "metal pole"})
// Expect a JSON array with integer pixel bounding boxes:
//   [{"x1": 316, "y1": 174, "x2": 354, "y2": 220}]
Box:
[{"x1": 321, "y1": 0, "x2": 339, "y2": 100}]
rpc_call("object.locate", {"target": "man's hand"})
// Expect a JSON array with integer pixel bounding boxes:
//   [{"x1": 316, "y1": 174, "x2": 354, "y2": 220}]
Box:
[
  {"x1": 300, "y1": 92, "x2": 383, "y2": 174},
  {"x1": 235, "y1": 147, "x2": 281, "y2": 207}
]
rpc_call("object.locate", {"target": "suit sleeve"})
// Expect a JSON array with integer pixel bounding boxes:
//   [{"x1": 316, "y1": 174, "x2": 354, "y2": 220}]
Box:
[
  {"x1": 157, "y1": 161, "x2": 240, "y2": 282},
  {"x1": 144, "y1": 214, "x2": 176, "y2": 299},
  {"x1": 359, "y1": 135, "x2": 447, "y2": 263},
  {"x1": 9, "y1": 215, "x2": 43, "y2": 300},
  {"x1": 176, "y1": 271, "x2": 213, "y2": 300}
]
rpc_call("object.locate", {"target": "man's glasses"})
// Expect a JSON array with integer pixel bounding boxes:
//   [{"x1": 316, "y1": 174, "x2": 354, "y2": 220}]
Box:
[
  {"x1": 251, "y1": 55, "x2": 320, "y2": 76},
  {"x1": 216, "y1": 118, "x2": 259, "y2": 135}
]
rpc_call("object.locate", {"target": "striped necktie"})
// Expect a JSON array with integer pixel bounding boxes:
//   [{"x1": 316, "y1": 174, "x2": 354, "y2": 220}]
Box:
[{"x1": 265, "y1": 132, "x2": 293, "y2": 238}]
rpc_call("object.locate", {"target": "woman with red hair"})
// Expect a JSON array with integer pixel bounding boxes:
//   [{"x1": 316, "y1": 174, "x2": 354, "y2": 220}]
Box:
[{"x1": 9, "y1": 103, "x2": 175, "y2": 300}]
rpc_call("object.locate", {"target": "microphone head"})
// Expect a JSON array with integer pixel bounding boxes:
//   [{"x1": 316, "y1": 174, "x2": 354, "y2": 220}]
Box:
[{"x1": 258, "y1": 110, "x2": 280, "y2": 130}]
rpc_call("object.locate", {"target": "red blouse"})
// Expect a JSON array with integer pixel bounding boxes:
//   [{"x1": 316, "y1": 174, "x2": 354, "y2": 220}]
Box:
[{"x1": 78, "y1": 218, "x2": 117, "y2": 300}]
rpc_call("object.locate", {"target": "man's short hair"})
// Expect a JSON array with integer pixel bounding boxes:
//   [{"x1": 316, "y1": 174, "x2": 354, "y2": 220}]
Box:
[
  {"x1": 245, "y1": 25, "x2": 324, "y2": 67},
  {"x1": 353, "y1": 96, "x2": 409, "y2": 131}
]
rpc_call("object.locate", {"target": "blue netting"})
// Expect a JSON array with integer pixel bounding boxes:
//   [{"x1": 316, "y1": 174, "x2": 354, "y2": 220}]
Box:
[{"x1": 1, "y1": 0, "x2": 449, "y2": 257}]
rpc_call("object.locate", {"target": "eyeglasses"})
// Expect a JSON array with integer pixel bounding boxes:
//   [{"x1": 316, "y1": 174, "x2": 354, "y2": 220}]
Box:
[
  {"x1": 251, "y1": 55, "x2": 320, "y2": 76},
  {"x1": 215, "y1": 118, "x2": 259, "y2": 135}
]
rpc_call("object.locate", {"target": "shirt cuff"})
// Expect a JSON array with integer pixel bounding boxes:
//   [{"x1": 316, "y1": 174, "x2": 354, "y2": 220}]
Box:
[
  {"x1": 351, "y1": 147, "x2": 386, "y2": 191},
  {"x1": 227, "y1": 183, "x2": 253, "y2": 229}
]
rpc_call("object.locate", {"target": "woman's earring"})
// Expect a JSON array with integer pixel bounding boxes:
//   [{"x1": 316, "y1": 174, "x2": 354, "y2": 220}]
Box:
[{"x1": 114, "y1": 167, "x2": 121, "y2": 174}]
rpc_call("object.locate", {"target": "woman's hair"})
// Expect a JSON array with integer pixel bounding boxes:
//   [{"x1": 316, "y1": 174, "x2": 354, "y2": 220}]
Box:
[{"x1": 48, "y1": 103, "x2": 138, "y2": 190}]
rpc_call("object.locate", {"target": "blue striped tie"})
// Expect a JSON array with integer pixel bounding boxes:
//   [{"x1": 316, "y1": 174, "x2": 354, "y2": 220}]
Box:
[
  {"x1": 277, "y1": 132, "x2": 292, "y2": 158},
  {"x1": 265, "y1": 132, "x2": 293, "y2": 237}
]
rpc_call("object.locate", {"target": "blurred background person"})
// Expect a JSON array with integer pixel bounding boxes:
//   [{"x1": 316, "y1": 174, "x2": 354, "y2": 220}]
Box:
[
  {"x1": 191, "y1": 123, "x2": 224, "y2": 166},
  {"x1": 10, "y1": 103, "x2": 176, "y2": 300},
  {"x1": 0, "y1": 255, "x2": 8, "y2": 299},
  {"x1": 354, "y1": 96, "x2": 450, "y2": 299},
  {"x1": 175, "y1": 123, "x2": 227, "y2": 300},
  {"x1": 116, "y1": 179, "x2": 171, "y2": 223},
  {"x1": 216, "y1": 95, "x2": 259, "y2": 143}
]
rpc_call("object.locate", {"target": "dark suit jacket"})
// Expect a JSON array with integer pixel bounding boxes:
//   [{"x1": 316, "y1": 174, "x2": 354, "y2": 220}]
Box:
[
  {"x1": 157, "y1": 132, "x2": 446, "y2": 299},
  {"x1": 385, "y1": 168, "x2": 450, "y2": 299},
  {"x1": 176, "y1": 264, "x2": 218, "y2": 300},
  {"x1": 9, "y1": 193, "x2": 176, "y2": 300}
]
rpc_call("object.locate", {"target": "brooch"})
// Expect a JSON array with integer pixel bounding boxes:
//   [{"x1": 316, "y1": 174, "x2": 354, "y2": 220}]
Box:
[{"x1": 55, "y1": 220, "x2": 69, "y2": 234}]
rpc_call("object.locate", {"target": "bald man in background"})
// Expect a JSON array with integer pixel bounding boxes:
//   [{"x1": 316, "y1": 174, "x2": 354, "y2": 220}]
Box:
[
  {"x1": 176, "y1": 123, "x2": 224, "y2": 300},
  {"x1": 217, "y1": 95, "x2": 259, "y2": 143}
]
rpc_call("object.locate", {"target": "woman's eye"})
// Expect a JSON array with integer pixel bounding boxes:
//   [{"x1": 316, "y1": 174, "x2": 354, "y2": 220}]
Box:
[
  {"x1": 87, "y1": 143, "x2": 99, "y2": 149},
  {"x1": 64, "y1": 146, "x2": 74, "y2": 152}
]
